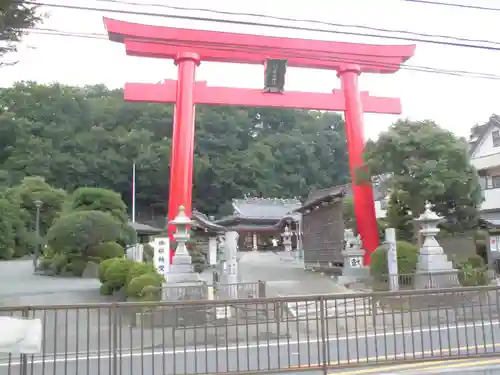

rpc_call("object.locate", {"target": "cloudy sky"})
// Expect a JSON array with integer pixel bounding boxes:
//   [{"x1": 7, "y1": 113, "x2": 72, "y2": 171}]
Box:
[{"x1": 3, "y1": 0, "x2": 500, "y2": 140}]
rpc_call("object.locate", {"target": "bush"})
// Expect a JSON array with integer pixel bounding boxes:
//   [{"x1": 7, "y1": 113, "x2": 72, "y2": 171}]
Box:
[
  {"x1": 46, "y1": 211, "x2": 124, "y2": 257},
  {"x1": 65, "y1": 187, "x2": 128, "y2": 224},
  {"x1": 456, "y1": 255, "x2": 491, "y2": 286},
  {"x1": 62, "y1": 257, "x2": 87, "y2": 277},
  {"x1": 370, "y1": 241, "x2": 419, "y2": 277},
  {"x1": 103, "y1": 258, "x2": 135, "y2": 292},
  {"x1": 126, "y1": 261, "x2": 156, "y2": 287},
  {"x1": 126, "y1": 272, "x2": 164, "y2": 300},
  {"x1": 99, "y1": 258, "x2": 118, "y2": 283},
  {"x1": 91, "y1": 242, "x2": 124, "y2": 260}
]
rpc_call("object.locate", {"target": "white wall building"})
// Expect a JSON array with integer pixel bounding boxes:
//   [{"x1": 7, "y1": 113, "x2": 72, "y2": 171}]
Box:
[{"x1": 469, "y1": 115, "x2": 500, "y2": 224}]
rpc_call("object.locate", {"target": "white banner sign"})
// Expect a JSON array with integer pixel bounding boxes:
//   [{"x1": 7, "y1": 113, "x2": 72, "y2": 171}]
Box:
[{"x1": 153, "y1": 237, "x2": 170, "y2": 277}]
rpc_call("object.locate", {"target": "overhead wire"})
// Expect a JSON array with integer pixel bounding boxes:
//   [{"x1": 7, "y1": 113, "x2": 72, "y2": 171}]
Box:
[
  {"x1": 18, "y1": 1, "x2": 500, "y2": 52},
  {"x1": 404, "y1": 0, "x2": 500, "y2": 12},
  {"x1": 88, "y1": 0, "x2": 500, "y2": 47},
  {"x1": 26, "y1": 28, "x2": 500, "y2": 80}
]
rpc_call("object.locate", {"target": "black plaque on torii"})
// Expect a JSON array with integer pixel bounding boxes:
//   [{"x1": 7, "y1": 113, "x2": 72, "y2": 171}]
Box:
[{"x1": 263, "y1": 59, "x2": 287, "y2": 93}]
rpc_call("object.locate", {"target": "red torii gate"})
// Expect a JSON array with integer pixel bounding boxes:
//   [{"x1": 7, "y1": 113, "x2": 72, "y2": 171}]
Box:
[{"x1": 104, "y1": 18, "x2": 415, "y2": 265}]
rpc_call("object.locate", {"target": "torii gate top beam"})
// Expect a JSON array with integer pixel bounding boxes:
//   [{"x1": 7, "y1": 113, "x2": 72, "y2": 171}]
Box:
[{"x1": 103, "y1": 18, "x2": 415, "y2": 74}]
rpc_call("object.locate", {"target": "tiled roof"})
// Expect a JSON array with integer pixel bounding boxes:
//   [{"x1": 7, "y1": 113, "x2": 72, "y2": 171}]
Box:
[
  {"x1": 128, "y1": 221, "x2": 162, "y2": 234},
  {"x1": 232, "y1": 197, "x2": 302, "y2": 220}
]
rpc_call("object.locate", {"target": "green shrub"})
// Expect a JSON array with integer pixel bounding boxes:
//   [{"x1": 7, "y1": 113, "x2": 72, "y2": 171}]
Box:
[
  {"x1": 63, "y1": 258, "x2": 87, "y2": 277},
  {"x1": 464, "y1": 254, "x2": 485, "y2": 269},
  {"x1": 91, "y1": 242, "x2": 124, "y2": 260},
  {"x1": 127, "y1": 272, "x2": 163, "y2": 300},
  {"x1": 100, "y1": 283, "x2": 113, "y2": 295},
  {"x1": 456, "y1": 254, "x2": 491, "y2": 286},
  {"x1": 99, "y1": 258, "x2": 118, "y2": 283},
  {"x1": 46, "y1": 211, "x2": 124, "y2": 256},
  {"x1": 52, "y1": 253, "x2": 69, "y2": 273},
  {"x1": 104, "y1": 258, "x2": 135, "y2": 292},
  {"x1": 370, "y1": 241, "x2": 419, "y2": 277},
  {"x1": 65, "y1": 187, "x2": 128, "y2": 224},
  {"x1": 126, "y1": 261, "x2": 156, "y2": 287}
]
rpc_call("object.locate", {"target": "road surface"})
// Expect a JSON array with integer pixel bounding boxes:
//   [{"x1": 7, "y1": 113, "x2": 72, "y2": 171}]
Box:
[{"x1": 2, "y1": 320, "x2": 500, "y2": 375}]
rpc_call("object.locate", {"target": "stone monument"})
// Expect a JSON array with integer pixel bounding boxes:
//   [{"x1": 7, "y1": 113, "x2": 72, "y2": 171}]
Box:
[
  {"x1": 414, "y1": 202, "x2": 459, "y2": 289},
  {"x1": 163, "y1": 206, "x2": 202, "y2": 300},
  {"x1": 337, "y1": 229, "x2": 369, "y2": 285}
]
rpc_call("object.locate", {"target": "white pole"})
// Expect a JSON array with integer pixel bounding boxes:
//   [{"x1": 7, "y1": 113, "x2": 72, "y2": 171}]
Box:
[{"x1": 132, "y1": 162, "x2": 136, "y2": 223}]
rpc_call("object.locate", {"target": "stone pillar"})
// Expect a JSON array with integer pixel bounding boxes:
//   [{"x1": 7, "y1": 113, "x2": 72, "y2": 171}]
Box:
[
  {"x1": 282, "y1": 226, "x2": 292, "y2": 252},
  {"x1": 208, "y1": 236, "x2": 217, "y2": 266},
  {"x1": 414, "y1": 202, "x2": 459, "y2": 289},
  {"x1": 252, "y1": 232, "x2": 258, "y2": 251},
  {"x1": 338, "y1": 229, "x2": 369, "y2": 285},
  {"x1": 163, "y1": 206, "x2": 201, "y2": 300},
  {"x1": 223, "y1": 232, "x2": 239, "y2": 292}
]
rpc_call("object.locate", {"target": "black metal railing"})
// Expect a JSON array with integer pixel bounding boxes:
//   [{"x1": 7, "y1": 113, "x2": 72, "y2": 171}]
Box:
[{"x1": 2, "y1": 285, "x2": 500, "y2": 375}]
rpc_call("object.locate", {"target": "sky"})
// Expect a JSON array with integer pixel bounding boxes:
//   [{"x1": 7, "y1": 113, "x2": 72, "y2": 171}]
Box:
[{"x1": 3, "y1": 0, "x2": 500, "y2": 140}]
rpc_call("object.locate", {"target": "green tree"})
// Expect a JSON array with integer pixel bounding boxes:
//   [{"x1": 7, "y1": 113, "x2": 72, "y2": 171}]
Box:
[
  {"x1": 0, "y1": 82, "x2": 351, "y2": 220},
  {"x1": 363, "y1": 119, "x2": 482, "y2": 239},
  {"x1": 46, "y1": 210, "x2": 124, "y2": 257},
  {"x1": 0, "y1": 1, "x2": 42, "y2": 65},
  {"x1": 65, "y1": 187, "x2": 128, "y2": 224},
  {"x1": 7, "y1": 176, "x2": 66, "y2": 234},
  {"x1": 386, "y1": 190, "x2": 413, "y2": 242}
]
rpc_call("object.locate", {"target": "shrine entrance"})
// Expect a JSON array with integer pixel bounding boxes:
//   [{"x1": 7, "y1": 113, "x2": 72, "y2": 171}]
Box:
[{"x1": 104, "y1": 18, "x2": 415, "y2": 265}]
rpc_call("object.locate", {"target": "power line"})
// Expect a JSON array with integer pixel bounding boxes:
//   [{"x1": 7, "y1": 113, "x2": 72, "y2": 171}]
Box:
[
  {"x1": 405, "y1": 0, "x2": 500, "y2": 11},
  {"x1": 27, "y1": 28, "x2": 500, "y2": 80},
  {"x1": 19, "y1": 1, "x2": 500, "y2": 52},
  {"x1": 91, "y1": 0, "x2": 500, "y2": 47}
]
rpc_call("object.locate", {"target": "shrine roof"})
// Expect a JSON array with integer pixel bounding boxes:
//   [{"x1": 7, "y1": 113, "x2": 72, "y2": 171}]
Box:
[
  {"x1": 191, "y1": 210, "x2": 226, "y2": 233},
  {"x1": 232, "y1": 197, "x2": 302, "y2": 220},
  {"x1": 296, "y1": 185, "x2": 347, "y2": 213}
]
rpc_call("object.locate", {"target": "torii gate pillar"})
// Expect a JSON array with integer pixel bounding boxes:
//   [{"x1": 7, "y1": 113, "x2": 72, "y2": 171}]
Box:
[{"x1": 338, "y1": 65, "x2": 379, "y2": 257}]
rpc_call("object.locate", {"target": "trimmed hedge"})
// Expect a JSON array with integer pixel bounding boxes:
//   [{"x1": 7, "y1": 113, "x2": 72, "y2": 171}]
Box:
[
  {"x1": 370, "y1": 241, "x2": 419, "y2": 276},
  {"x1": 99, "y1": 257, "x2": 164, "y2": 300}
]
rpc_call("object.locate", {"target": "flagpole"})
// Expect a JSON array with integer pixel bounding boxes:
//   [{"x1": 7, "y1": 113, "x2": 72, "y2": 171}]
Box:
[{"x1": 132, "y1": 161, "x2": 136, "y2": 223}]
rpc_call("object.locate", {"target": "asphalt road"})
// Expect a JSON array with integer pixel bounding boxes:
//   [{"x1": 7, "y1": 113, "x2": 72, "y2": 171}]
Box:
[{"x1": 2, "y1": 321, "x2": 500, "y2": 375}]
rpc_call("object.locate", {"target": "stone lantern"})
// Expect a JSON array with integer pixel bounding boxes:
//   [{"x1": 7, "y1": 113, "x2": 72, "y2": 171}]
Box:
[
  {"x1": 414, "y1": 202, "x2": 459, "y2": 289},
  {"x1": 282, "y1": 225, "x2": 293, "y2": 252},
  {"x1": 165, "y1": 206, "x2": 201, "y2": 287}
]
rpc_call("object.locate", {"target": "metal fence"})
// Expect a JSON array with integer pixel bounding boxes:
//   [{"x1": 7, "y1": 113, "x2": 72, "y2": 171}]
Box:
[{"x1": 2, "y1": 285, "x2": 500, "y2": 375}]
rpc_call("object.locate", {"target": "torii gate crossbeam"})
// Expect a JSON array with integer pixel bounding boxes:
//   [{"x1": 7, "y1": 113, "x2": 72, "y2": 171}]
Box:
[{"x1": 104, "y1": 17, "x2": 415, "y2": 265}]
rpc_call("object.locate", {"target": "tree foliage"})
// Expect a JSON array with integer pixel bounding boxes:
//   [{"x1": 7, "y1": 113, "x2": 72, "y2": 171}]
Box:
[
  {"x1": 46, "y1": 210, "x2": 124, "y2": 256},
  {"x1": 363, "y1": 119, "x2": 482, "y2": 232},
  {"x1": 0, "y1": 1, "x2": 42, "y2": 65},
  {"x1": 0, "y1": 82, "x2": 350, "y2": 223}
]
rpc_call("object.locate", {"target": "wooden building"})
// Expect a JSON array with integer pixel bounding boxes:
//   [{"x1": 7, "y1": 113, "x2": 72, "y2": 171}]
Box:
[{"x1": 294, "y1": 185, "x2": 346, "y2": 274}]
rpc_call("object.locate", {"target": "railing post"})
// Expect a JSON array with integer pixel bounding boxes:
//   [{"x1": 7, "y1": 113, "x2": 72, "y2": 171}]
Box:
[
  {"x1": 112, "y1": 304, "x2": 119, "y2": 375},
  {"x1": 20, "y1": 306, "x2": 29, "y2": 375},
  {"x1": 258, "y1": 280, "x2": 266, "y2": 297},
  {"x1": 319, "y1": 295, "x2": 328, "y2": 375}
]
